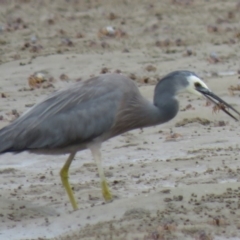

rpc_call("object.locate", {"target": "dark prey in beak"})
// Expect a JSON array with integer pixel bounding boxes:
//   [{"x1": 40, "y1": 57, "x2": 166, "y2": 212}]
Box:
[{"x1": 196, "y1": 86, "x2": 240, "y2": 121}]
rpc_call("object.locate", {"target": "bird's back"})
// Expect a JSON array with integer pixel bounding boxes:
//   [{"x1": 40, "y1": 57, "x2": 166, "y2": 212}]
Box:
[{"x1": 0, "y1": 73, "x2": 142, "y2": 154}]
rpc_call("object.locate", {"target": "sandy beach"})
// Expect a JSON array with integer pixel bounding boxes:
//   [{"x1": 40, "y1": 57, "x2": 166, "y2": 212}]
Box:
[{"x1": 1, "y1": 1, "x2": 240, "y2": 239}]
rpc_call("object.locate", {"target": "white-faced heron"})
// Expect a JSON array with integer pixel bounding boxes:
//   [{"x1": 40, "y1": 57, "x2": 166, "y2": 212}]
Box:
[{"x1": 0, "y1": 70, "x2": 239, "y2": 210}]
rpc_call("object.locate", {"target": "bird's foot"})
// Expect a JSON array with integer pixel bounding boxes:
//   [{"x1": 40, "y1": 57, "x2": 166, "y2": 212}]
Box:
[{"x1": 101, "y1": 180, "x2": 112, "y2": 202}]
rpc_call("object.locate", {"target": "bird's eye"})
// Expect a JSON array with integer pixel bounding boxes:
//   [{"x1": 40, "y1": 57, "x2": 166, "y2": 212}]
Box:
[{"x1": 194, "y1": 82, "x2": 202, "y2": 88}]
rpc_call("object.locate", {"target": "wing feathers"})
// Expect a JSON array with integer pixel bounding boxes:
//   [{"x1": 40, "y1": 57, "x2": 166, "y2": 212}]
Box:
[{"x1": 0, "y1": 73, "x2": 140, "y2": 152}]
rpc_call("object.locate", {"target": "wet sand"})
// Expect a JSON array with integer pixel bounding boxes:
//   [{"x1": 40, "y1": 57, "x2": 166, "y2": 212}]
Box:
[{"x1": 1, "y1": 1, "x2": 240, "y2": 239}]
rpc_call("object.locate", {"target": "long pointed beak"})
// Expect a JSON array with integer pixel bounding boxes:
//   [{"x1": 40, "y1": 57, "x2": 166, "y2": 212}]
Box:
[{"x1": 196, "y1": 86, "x2": 240, "y2": 121}]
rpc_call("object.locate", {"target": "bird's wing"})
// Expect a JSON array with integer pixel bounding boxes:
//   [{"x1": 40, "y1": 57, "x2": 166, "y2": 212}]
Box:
[{"x1": 0, "y1": 74, "x2": 131, "y2": 152}]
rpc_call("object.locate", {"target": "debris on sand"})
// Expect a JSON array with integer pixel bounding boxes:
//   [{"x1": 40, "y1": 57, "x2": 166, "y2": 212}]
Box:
[
  {"x1": 175, "y1": 118, "x2": 211, "y2": 127},
  {"x1": 28, "y1": 72, "x2": 55, "y2": 89},
  {"x1": 228, "y1": 85, "x2": 240, "y2": 95},
  {"x1": 165, "y1": 133, "x2": 183, "y2": 141}
]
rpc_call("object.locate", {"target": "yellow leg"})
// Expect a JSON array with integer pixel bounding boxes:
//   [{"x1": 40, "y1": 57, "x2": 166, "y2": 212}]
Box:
[
  {"x1": 89, "y1": 144, "x2": 112, "y2": 201},
  {"x1": 60, "y1": 152, "x2": 78, "y2": 210},
  {"x1": 101, "y1": 178, "x2": 112, "y2": 201}
]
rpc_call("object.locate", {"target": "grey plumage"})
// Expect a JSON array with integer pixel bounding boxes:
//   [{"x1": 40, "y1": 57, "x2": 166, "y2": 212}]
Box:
[
  {"x1": 1, "y1": 74, "x2": 134, "y2": 152},
  {"x1": 1, "y1": 70, "x2": 239, "y2": 210},
  {"x1": 0, "y1": 72, "x2": 186, "y2": 153}
]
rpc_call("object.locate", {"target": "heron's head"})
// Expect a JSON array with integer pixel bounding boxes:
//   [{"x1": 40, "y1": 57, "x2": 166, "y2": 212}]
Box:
[
  {"x1": 185, "y1": 74, "x2": 209, "y2": 97},
  {"x1": 158, "y1": 70, "x2": 240, "y2": 121},
  {"x1": 157, "y1": 70, "x2": 208, "y2": 97}
]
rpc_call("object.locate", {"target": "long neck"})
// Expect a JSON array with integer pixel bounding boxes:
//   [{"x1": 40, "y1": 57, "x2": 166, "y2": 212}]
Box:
[
  {"x1": 110, "y1": 86, "x2": 179, "y2": 138},
  {"x1": 152, "y1": 81, "x2": 179, "y2": 124}
]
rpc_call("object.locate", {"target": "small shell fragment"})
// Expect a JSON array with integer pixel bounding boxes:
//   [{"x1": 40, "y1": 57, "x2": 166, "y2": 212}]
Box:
[
  {"x1": 98, "y1": 26, "x2": 127, "y2": 38},
  {"x1": 28, "y1": 72, "x2": 55, "y2": 89}
]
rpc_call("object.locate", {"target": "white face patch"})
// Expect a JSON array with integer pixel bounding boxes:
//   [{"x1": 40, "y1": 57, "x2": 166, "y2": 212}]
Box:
[{"x1": 185, "y1": 75, "x2": 210, "y2": 97}]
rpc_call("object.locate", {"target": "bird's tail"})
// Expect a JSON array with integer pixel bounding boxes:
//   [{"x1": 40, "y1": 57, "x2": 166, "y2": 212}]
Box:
[{"x1": 0, "y1": 124, "x2": 17, "y2": 153}]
